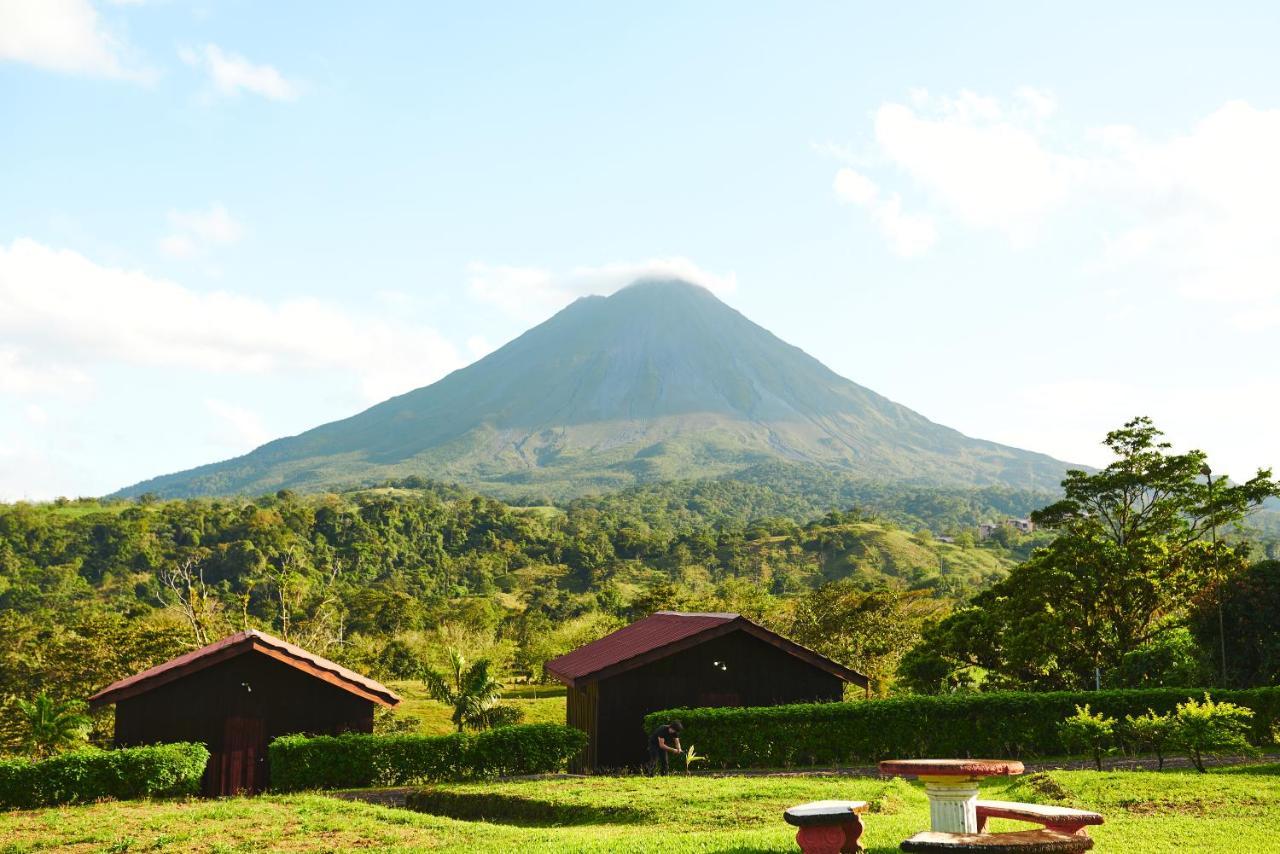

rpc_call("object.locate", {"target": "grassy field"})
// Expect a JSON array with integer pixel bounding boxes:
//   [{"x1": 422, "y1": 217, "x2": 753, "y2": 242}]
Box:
[
  {"x1": 2, "y1": 765, "x2": 1278, "y2": 853},
  {"x1": 383, "y1": 681, "x2": 565, "y2": 734}
]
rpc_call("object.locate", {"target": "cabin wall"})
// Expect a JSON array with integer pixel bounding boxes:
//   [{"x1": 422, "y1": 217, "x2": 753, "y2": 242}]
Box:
[
  {"x1": 564, "y1": 681, "x2": 598, "y2": 773},
  {"x1": 592, "y1": 629, "x2": 844, "y2": 770},
  {"x1": 113, "y1": 653, "x2": 376, "y2": 794}
]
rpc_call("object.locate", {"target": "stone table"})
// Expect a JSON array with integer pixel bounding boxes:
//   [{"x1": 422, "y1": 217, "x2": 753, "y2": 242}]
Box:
[{"x1": 878, "y1": 759, "x2": 1025, "y2": 834}]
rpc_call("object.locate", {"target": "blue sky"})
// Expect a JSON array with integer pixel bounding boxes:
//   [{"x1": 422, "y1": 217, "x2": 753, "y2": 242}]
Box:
[{"x1": 2, "y1": 1, "x2": 1279, "y2": 500}]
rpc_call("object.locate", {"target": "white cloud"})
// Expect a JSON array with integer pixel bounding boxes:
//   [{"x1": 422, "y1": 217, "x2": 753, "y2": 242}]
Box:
[
  {"x1": 839, "y1": 91, "x2": 1280, "y2": 327},
  {"x1": 0, "y1": 0, "x2": 149, "y2": 80},
  {"x1": 204, "y1": 398, "x2": 269, "y2": 452},
  {"x1": 468, "y1": 257, "x2": 738, "y2": 318},
  {"x1": 871, "y1": 89, "x2": 1080, "y2": 241},
  {"x1": 180, "y1": 43, "x2": 300, "y2": 101},
  {"x1": 833, "y1": 167, "x2": 936, "y2": 257},
  {"x1": 0, "y1": 238, "x2": 461, "y2": 401},
  {"x1": 160, "y1": 203, "x2": 243, "y2": 258}
]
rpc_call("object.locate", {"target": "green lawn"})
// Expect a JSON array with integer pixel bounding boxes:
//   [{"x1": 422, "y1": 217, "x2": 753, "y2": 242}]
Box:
[
  {"x1": 384, "y1": 681, "x2": 565, "y2": 735},
  {"x1": 2, "y1": 765, "x2": 1278, "y2": 852}
]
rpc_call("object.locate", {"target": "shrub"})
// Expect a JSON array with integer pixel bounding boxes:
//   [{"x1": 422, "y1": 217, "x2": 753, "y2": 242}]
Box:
[
  {"x1": 1058, "y1": 705, "x2": 1116, "y2": 771},
  {"x1": 1173, "y1": 694, "x2": 1256, "y2": 773},
  {"x1": 1124, "y1": 709, "x2": 1176, "y2": 770},
  {"x1": 643, "y1": 686, "x2": 1280, "y2": 769},
  {"x1": 0, "y1": 742, "x2": 209, "y2": 810},
  {"x1": 269, "y1": 724, "x2": 586, "y2": 792}
]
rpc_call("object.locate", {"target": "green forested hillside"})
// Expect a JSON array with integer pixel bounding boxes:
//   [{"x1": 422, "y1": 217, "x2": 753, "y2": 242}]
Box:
[
  {"x1": 115, "y1": 280, "x2": 1073, "y2": 499},
  {"x1": 0, "y1": 480, "x2": 1037, "y2": 748}
]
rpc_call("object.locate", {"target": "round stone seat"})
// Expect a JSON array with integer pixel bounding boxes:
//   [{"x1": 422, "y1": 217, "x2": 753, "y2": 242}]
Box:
[{"x1": 784, "y1": 800, "x2": 869, "y2": 853}]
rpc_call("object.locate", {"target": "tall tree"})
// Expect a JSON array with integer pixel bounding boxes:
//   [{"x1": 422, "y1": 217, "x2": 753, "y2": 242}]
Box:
[{"x1": 902, "y1": 418, "x2": 1277, "y2": 690}]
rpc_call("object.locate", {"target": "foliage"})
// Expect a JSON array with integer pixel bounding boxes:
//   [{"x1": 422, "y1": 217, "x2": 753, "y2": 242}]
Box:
[
  {"x1": 1059, "y1": 704, "x2": 1116, "y2": 771},
  {"x1": 1172, "y1": 694, "x2": 1256, "y2": 773},
  {"x1": 421, "y1": 648, "x2": 522, "y2": 732},
  {"x1": 908, "y1": 418, "x2": 1279, "y2": 690},
  {"x1": 268, "y1": 724, "x2": 586, "y2": 791},
  {"x1": 0, "y1": 742, "x2": 208, "y2": 810},
  {"x1": 14, "y1": 693, "x2": 91, "y2": 758},
  {"x1": 682, "y1": 744, "x2": 707, "y2": 774},
  {"x1": 644, "y1": 687, "x2": 1280, "y2": 769},
  {"x1": 1190, "y1": 560, "x2": 1280, "y2": 687},
  {"x1": 1124, "y1": 709, "x2": 1176, "y2": 770}
]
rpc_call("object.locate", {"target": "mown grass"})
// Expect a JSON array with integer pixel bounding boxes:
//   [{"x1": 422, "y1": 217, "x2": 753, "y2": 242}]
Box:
[
  {"x1": 2, "y1": 766, "x2": 1278, "y2": 852},
  {"x1": 383, "y1": 681, "x2": 565, "y2": 735}
]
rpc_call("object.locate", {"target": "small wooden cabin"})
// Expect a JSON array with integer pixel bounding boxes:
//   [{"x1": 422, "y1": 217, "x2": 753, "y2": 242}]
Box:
[
  {"x1": 546, "y1": 611, "x2": 868, "y2": 771},
  {"x1": 89, "y1": 630, "x2": 400, "y2": 795}
]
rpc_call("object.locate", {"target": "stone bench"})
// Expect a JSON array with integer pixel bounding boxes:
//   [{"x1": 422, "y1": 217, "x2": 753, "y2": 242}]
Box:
[
  {"x1": 784, "y1": 799, "x2": 869, "y2": 854},
  {"x1": 975, "y1": 801, "x2": 1103, "y2": 837},
  {"x1": 900, "y1": 829, "x2": 1094, "y2": 853}
]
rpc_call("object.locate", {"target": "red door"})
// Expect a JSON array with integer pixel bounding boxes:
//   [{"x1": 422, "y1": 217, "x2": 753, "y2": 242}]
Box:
[{"x1": 214, "y1": 715, "x2": 267, "y2": 795}]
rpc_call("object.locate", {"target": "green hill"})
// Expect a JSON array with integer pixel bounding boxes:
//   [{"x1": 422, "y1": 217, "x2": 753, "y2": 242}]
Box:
[{"x1": 115, "y1": 279, "x2": 1074, "y2": 499}]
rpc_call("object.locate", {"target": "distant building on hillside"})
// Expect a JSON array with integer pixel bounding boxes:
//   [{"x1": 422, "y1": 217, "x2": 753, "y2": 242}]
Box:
[
  {"x1": 978, "y1": 518, "x2": 1036, "y2": 539},
  {"x1": 89, "y1": 630, "x2": 400, "y2": 796},
  {"x1": 546, "y1": 611, "x2": 868, "y2": 772}
]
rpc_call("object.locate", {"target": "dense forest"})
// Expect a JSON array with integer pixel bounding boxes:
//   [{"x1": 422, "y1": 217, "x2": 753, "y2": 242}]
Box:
[{"x1": 3, "y1": 438, "x2": 1277, "y2": 752}]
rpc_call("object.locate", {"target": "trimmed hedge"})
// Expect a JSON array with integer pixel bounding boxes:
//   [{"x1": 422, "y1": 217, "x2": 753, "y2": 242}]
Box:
[
  {"x1": 644, "y1": 687, "x2": 1280, "y2": 769},
  {"x1": 0, "y1": 742, "x2": 209, "y2": 810},
  {"x1": 269, "y1": 723, "x2": 587, "y2": 792}
]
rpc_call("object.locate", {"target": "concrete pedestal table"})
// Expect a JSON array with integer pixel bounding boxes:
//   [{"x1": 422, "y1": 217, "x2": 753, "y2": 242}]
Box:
[{"x1": 878, "y1": 759, "x2": 1024, "y2": 834}]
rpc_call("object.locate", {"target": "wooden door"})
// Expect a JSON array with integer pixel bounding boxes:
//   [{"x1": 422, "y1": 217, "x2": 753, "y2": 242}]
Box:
[{"x1": 216, "y1": 715, "x2": 267, "y2": 795}]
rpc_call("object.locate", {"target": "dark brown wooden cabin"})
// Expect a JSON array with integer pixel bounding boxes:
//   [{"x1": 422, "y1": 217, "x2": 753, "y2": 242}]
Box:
[
  {"x1": 546, "y1": 611, "x2": 868, "y2": 771},
  {"x1": 89, "y1": 630, "x2": 400, "y2": 796}
]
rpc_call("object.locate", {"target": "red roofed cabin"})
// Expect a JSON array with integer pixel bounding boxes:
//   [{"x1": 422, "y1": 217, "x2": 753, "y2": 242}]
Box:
[
  {"x1": 546, "y1": 611, "x2": 868, "y2": 772},
  {"x1": 89, "y1": 630, "x2": 399, "y2": 796}
]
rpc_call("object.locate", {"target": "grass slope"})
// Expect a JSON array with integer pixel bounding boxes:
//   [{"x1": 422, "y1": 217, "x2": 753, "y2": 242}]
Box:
[{"x1": 2, "y1": 766, "x2": 1278, "y2": 852}]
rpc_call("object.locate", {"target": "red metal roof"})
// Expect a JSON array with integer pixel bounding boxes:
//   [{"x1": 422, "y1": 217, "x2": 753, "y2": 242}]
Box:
[
  {"x1": 88, "y1": 629, "x2": 401, "y2": 708},
  {"x1": 545, "y1": 611, "x2": 867, "y2": 687}
]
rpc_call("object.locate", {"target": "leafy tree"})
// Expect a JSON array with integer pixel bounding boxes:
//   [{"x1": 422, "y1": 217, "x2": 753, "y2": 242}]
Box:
[
  {"x1": 421, "y1": 648, "x2": 522, "y2": 732},
  {"x1": 907, "y1": 418, "x2": 1278, "y2": 690},
  {"x1": 1113, "y1": 627, "x2": 1210, "y2": 689},
  {"x1": 1190, "y1": 560, "x2": 1280, "y2": 688},
  {"x1": 1059, "y1": 704, "x2": 1116, "y2": 771},
  {"x1": 15, "y1": 693, "x2": 90, "y2": 758},
  {"x1": 787, "y1": 582, "x2": 943, "y2": 695},
  {"x1": 1172, "y1": 694, "x2": 1255, "y2": 773},
  {"x1": 1124, "y1": 709, "x2": 1175, "y2": 770}
]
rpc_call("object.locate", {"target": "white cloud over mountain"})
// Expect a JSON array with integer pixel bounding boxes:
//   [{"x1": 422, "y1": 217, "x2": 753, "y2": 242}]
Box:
[{"x1": 467, "y1": 257, "x2": 738, "y2": 318}]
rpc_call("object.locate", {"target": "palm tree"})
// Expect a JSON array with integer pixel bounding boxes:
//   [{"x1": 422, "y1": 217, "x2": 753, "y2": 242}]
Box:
[
  {"x1": 421, "y1": 648, "x2": 522, "y2": 732},
  {"x1": 15, "y1": 693, "x2": 91, "y2": 758}
]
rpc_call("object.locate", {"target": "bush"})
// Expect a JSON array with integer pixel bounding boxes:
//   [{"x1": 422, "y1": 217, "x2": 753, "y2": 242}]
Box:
[
  {"x1": 1173, "y1": 694, "x2": 1256, "y2": 773},
  {"x1": 643, "y1": 687, "x2": 1280, "y2": 769},
  {"x1": 1124, "y1": 709, "x2": 1176, "y2": 770},
  {"x1": 0, "y1": 742, "x2": 209, "y2": 810},
  {"x1": 1058, "y1": 705, "x2": 1116, "y2": 771},
  {"x1": 270, "y1": 724, "x2": 586, "y2": 792}
]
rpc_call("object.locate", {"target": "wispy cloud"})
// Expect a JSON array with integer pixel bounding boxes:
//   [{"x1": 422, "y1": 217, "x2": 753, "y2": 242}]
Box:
[
  {"x1": 0, "y1": 238, "x2": 461, "y2": 402},
  {"x1": 159, "y1": 203, "x2": 244, "y2": 258},
  {"x1": 833, "y1": 90, "x2": 1280, "y2": 328},
  {"x1": 0, "y1": 0, "x2": 152, "y2": 81},
  {"x1": 179, "y1": 43, "x2": 301, "y2": 101},
  {"x1": 467, "y1": 257, "x2": 738, "y2": 318}
]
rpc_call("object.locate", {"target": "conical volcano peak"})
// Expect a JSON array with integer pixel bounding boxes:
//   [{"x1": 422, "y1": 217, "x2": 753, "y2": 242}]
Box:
[{"x1": 114, "y1": 279, "x2": 1071, "y2": 500}]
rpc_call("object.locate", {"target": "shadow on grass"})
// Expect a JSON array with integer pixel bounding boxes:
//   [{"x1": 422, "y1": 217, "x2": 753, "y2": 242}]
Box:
[{"x1": 404, "y1": 789, "x2": 655, "y2": 826}]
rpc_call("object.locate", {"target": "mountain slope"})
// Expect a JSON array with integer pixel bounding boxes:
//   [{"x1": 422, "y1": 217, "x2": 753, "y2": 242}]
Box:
[{"x1": 116, "y1": 279, "x2": 1073, "y2": 498}]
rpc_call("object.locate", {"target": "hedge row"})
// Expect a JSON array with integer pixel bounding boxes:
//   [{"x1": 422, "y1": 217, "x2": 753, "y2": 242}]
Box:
[
  {"x1": 0, "y1": 743, "x2": 209, "y2": 810},
  {"x1": 644, "y1": 687, "x2": 1280, "y2": 769},
  {"x1": 269, "y1": 723, "x2": 587, "y2": 791}
]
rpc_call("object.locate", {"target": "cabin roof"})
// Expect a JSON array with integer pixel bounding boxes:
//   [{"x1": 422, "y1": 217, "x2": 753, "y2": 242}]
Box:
[
  {"x1": 545, "y1": 611, "x2": 868, "y2": 688},
  {"x1": 88, "y1": 629, "x2": 401, "y2": 708}
]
